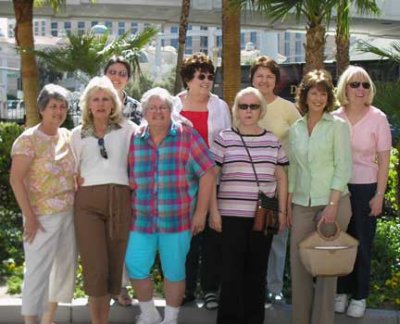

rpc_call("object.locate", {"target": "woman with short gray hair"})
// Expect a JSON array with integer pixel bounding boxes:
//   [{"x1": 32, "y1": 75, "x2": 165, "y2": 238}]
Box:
[{"x1": 10, "y1": 84, "x2": 77, "y2": 324}]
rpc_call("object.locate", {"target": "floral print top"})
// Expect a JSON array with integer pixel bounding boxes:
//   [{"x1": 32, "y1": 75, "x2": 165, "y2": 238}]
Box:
[{"x1": 11, "y1": 124, "x2": 75, "y2": 216}]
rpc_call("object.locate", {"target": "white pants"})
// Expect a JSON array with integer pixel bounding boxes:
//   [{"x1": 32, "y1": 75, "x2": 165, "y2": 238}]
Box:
[
  {"x1": 267, "y1": 228, "x2": 288, "y2": 294},
  {"x1": 21, "y1": 210, "x2": 77, "y2": 316}
]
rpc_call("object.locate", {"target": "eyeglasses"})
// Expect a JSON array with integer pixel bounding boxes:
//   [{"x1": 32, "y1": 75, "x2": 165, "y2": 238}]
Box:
[
  {"x1": 238, "y1": 104, "x2": 261, "y2": 111},
  {"x1": 107, "y1": 69, "x2": 128, "y2": 78},
  {"x1": 197, "y1": 74, "x2": 214, "y2": 81},
  {"x1": 98, "y1": 138, "x2": 108, "y2": 159},
  {"x1": 148, "y1": 106, "x2": 169, "y2": 112},
  {"x1": 349, "y1": 81, "x2": 371, "y2": 89}
]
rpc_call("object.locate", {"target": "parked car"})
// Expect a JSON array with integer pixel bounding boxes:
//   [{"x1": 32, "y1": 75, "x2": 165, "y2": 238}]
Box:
[{"x1": 0, "y1": 100, "x2": 25, "y2": 124}]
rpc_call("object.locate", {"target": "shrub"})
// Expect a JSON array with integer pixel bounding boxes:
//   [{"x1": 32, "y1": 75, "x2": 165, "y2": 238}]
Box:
[{"x1": 0, "y1": 122, "x2": 24, "y2": 280}]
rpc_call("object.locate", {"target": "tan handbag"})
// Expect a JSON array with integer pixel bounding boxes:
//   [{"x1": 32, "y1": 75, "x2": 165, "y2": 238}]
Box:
[{"x1": 299, "y1": 221, "x2": 359, "y2": 277}]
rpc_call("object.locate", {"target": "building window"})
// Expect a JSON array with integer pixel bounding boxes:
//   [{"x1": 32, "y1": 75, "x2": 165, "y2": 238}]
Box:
[
  {"x1": 295, "y1": 33, "x2": 302, "y2": 57},
  {"x1": 34, "y1": 21, "x2": 39, "y2": 36},
  {"x1": 284, "y1": 32, "x2": 290, "y2": 59},
  {"x1": 200, "y1": 36, "x2": 208, "y2": 54},
  {"x1": 250, "y1": 31, "x2": 257, "y2": 45},
  {"x1": 118, "y1": 22, "x2": 125, "y2": 36},
  {"x1": 187, "y1": 24, "x2": 192, "y2": 31},
  {"x1": 185, "y1": 36, "x2": 192, "y2": 54},
  {"x1": 241, "y1": 32, "x2": 245, "y2": 49},
  {"x1": 131, "y1": 22, "x2": 138, "y2": 34},
  {"x1": 78, "y1": 21, "x2": 85, "y2": 35},
  {"x1": 91, "y1": 21, "x2": 98, "y2": 27},
  {"x1": 64, "y1": 21, "x2": 71, "y2": 34},
  {"x1": 170, "y1": 38, "x2": 178, "y2": 49},
  {"x1": 170, "y1": 26, "x2": 178, "y2": 34},
  {"x1": 105, "y1": 21, "x2": 112, "y2": 32},
  {"x1": 200, "y1": 26, "x2": 208, "y2": 31},
  {"x1": 50, "y1": 22, "x2": 58, "y2": 37},
  {"x1": 41, "y1": 21, "x2": 46, "y2": 36},
  {"x1": 216, "y1": 35, "x2": 222, "y2": 48}
]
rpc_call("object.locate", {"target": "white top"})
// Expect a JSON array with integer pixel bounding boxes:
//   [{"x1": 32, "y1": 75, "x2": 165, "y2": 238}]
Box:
[
  {"x1": 71, "y1": 119, "x2": 137, "y2": 186},
  {"x1": 175, "y1": 91, "x2": 232, "y2": 146}
]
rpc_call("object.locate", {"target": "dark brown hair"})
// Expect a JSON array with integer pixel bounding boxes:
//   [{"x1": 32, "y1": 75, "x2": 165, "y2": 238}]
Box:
[
  {"x1": 180, "y1": 52, "x2": 215, "y2": 89},
  {"x1": 249, "y1": 55, "x2": 280, "y2": 85},
  {"x1": 295, "y1": 69, "x2": 336, "y2": 113},
  {"x1": 103, "y1": 55, "x2": 131, "y2": 79}
]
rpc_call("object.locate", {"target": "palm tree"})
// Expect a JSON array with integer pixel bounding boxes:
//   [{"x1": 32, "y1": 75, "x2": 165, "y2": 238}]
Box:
[
  {"x1": 222, "y1": 0, "x2": 241, "y2": 108},
  {"x1": 233, "y1": 0, "x2": 339, "y2": 73},
  {"x1": 174, "y1": 0, "x2": 191, "y2": 94},
  {"x1": 34, "y1": 27, "x2": 158, "y2": 82},
  {"x1": 12, "y1": 0, "x2": 92, "y2": 127},
  {"x1": 335, "y1": 0, "x2": 380, "y2": 76}
]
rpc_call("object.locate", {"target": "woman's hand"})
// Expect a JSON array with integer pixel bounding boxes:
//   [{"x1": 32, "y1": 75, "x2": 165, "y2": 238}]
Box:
[
  {"x1": 320, "y1": 205, "x2": 338, "y2": 224},
  {"x1": 369, "y1": 194, "x2": 384, "y2": 217},
  {"x1": 209, "y1": 210, "x2": 222, "y2": 232},
  {"x1": 191, "y1": 211, "x2": 206, "y2": 236},
  {"x1": 278, "y1": 211, "x2": 287, "y2": 233},
  {"x1": 24, "y1": 216, "x2": 45, "y2": 243}
]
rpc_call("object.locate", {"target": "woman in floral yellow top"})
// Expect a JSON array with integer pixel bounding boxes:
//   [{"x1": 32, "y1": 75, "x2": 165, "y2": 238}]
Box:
[{"x1": 10, "y1": 84, "x2": 76, "y2": 324}]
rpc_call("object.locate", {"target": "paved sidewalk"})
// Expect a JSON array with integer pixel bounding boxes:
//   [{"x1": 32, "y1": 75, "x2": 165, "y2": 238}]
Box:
[{"x1": 0, "y1": 297, "x2": 399, "y2": 323}]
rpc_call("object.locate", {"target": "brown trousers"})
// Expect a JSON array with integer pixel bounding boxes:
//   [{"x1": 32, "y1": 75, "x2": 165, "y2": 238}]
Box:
[
  {"x1": 74, "y1": 184, "x2": 131, "y2": 297},
  {"x1": 290, "y1": 195, "x2": 351, "y2": 324}
]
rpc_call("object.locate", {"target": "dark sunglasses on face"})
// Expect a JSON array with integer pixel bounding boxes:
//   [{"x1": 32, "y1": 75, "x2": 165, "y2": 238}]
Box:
[
  {"x1": 107, "y1": 69, "x2": 128, "y2": 78},
  {"x1": 197, "y1": 73, "x2": 214, "y2": 81},
  {"x1": 98, "y1": 138, "x2": 108, "y2": 159},
  {"x1": 238, "y1": 104, "x2": 261, "y2": 111},
  {"x1": 349, "y1": 81, "x2": 371, "y2": 89}
]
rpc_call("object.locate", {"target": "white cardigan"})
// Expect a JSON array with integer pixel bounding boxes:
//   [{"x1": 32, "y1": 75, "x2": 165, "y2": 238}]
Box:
[{"x1": 175, "y1": 91, "x2": 232, "y2": 146}]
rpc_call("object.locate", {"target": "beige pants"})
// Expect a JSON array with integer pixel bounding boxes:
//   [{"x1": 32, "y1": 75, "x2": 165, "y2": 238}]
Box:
[{"x1": 290, "y1": 195, "x2": 351, "y2": 324}]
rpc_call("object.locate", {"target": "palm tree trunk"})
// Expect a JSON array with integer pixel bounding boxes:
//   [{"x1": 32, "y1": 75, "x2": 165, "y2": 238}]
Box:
[
  {"x1": 304, "y1": 23, "x2": 326, "y2": 74},
  {"x1": 335, "y1": 0, "x2": 350, "y2": 78},
  {"x1": 13, "y1": 0, "x2": 40, "y2": 127},
  {"x1": 222, "y1": 0, "x2": 240, "y2": 109},
  {"x1": 174, "y1": 0, "x2": 191, "y2": 95}
]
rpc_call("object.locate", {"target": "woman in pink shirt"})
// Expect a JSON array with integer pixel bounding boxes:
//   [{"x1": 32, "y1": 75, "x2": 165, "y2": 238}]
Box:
[{"x1": 333, "y1": 66, "x2": 391, "y2": 318}]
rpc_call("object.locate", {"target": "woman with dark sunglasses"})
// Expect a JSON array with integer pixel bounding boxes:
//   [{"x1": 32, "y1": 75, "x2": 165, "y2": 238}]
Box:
[
  {"x1": 249, "y1": 55, "x2": 301, "y2": 304},
  {"x1": 175, "y1": 52, "x2": 231, "y2": 310},
  {"x1": 104, "y1": 55, "x2": 142, "y2": 126},
  {"x1": 210, "y1": 87, "x2": 288, "y2": 324},
  {"x1": 70, "y1": 76, "x2": 138, "y2": 324},
  {"x1": 333, "y1": 66, "x2": 391, "y2": 318}
]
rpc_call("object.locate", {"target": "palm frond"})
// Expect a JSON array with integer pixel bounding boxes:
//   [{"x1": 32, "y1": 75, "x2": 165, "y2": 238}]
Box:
[{"x1": 357, "y1": 40, "x2": 400, "y2": 64}]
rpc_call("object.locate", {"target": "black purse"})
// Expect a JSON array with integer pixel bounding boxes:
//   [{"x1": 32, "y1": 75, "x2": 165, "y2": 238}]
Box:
[{"x1": 237, "y1": 130, "x2": 279, "y2": 235}]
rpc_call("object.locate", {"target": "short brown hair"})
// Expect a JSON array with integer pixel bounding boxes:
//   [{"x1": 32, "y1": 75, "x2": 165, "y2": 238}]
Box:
[
  {"x1": 104, "y1": 55, "x2": 131, "y2": 79},
  {"x1": 249, "y1": 55, "x2": 280, "y2": 85},
  {"x1": 295, "y1": 69, "x2": 336, "y2": 114},
  {"x1": 180, "y1": 52, "x2": 215, "y2": 89}
]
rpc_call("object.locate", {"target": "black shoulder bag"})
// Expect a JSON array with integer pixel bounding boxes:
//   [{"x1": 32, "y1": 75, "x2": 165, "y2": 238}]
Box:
[{"x1": 237, "y1": 130, "x2": 279, "y2": 235}]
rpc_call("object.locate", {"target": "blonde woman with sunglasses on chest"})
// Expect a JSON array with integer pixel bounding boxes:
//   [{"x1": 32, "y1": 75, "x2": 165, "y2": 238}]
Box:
[
  {"x1": 333, "y1": 66, "x2": 391, "y2": 318},
  {"x1": 175, "y1": 52, "x2": 231, "y2": 310},
  {"x1": 71, "y1": 76, "x2": 138, "y2": 324}
]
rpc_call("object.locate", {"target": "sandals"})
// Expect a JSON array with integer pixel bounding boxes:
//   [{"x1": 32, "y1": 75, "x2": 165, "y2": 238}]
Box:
[
  {"x1": 204, "y1": 292, "x2": 219, "y2": 310},
  {"x1": 112, "y1": 287, "x2": 132, "y2": 307}
]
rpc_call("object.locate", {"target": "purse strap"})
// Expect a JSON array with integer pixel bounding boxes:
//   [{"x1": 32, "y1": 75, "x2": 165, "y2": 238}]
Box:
[{"x1": 236, "y1": 128, "x2": 260, "y2": 188}]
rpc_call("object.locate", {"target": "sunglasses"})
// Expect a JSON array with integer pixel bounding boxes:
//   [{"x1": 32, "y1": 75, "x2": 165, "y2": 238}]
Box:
[
  {"x1": 98, "y1": 138, "x2": 108, "y2": 159},
  {"x1": 238, "y1": 104, "x2": 261, "y2": 111},
  {"x1": 107, "y1": 69, "x2": 128, "y2": 78},
  {"x1": 198, "y1": 73, "x2": 214, "y2": 81},
  {"x1": 349, "y1": 81, "x2": 371, "y2": 89}
]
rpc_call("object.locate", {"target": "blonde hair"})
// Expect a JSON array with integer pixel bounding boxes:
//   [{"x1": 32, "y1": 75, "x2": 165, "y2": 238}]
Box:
[
  {"x1": 232, "y1": 87, "x2": 267, "y2": 127},
  {"x1": 336, "y1": 65, "x2": 375, "y2": 107},
  {"x1": 80, "y1": 76, "x2": 123, "y2": 127}
]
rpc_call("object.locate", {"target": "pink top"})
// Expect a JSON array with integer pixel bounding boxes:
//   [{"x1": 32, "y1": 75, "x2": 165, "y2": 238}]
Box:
[{"x1": 333, "y1": 106, "x2": 391, "y2": 184}]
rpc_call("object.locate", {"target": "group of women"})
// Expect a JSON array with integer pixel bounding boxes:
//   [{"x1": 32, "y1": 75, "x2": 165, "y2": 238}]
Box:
[{"x1": 10, "y1": 50, "x2": 391, "y2": 324}]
